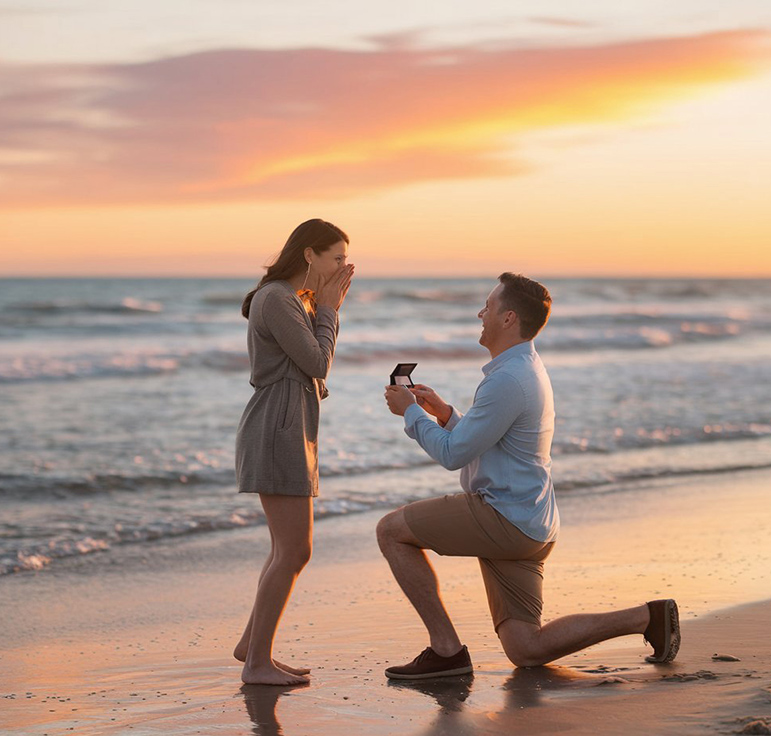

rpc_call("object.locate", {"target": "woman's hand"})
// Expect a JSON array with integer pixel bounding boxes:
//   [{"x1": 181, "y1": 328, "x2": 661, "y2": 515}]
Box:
[
  {"x1": 410, "y1": 384, "x2": 452, "y2": 426},
  {"x1": 316, "y1": 264, "x2": 355, "y2": 310}
]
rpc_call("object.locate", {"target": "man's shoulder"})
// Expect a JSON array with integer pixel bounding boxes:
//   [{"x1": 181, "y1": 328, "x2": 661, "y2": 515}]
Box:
[
  {"x1": 499, "y1": 350, "x2": 547, "y2": 380},
  {"x1": 479, "y1": 353, "x2": 551, "y2": 399},
  {"x1": 477, "y1": 366, "x2": 526, "y2": 399}
]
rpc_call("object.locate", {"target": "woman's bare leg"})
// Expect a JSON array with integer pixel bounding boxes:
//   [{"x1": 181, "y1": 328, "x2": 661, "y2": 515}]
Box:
[
  {"x1": 241, "y1": 494, "x2": 313, "y2": 685},
  {"x1": 234, "y1": 529, "x2": 310, "y2": 675}
]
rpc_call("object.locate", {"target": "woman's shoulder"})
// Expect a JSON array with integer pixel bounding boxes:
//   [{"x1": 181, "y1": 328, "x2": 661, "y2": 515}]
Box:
[
  {"x1": 255, "y1": 280, "x2": 294, "y2": 301},
  {"x1": 252, "y1": 281, "x2": 302, "y2": 315}
]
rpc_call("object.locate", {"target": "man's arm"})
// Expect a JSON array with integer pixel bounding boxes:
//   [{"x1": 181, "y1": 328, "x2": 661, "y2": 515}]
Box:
[
  {"x1": 404, "y1": 404, "x2": 462, "y2": 439},
  {"x1": 403, "y1": 372, "x2": 525, "y2": 470}
]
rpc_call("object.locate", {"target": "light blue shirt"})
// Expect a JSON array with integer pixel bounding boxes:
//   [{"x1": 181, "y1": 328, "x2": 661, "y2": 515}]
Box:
[{"x1": 403, "y1": 341, "x2": 560, "y2": 543}]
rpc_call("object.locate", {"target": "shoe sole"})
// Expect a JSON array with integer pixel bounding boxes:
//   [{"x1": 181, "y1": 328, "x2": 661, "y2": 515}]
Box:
[
  {"x1": 645, "y1": 599, "x2": 681, "y2": 664},
  {"x1": 384, "y1": 664, "x2": 474, "y2": 680}
]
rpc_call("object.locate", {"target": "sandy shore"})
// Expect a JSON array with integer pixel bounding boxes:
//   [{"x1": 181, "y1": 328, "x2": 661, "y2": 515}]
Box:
[{"x1": 2, "y1": 467, "x2": 771, "y2": 735}]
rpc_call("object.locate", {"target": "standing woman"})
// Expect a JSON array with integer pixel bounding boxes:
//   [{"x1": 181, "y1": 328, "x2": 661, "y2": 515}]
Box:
[{"x1": 234, "y1": 219, "x2": 354, "y2": 685}]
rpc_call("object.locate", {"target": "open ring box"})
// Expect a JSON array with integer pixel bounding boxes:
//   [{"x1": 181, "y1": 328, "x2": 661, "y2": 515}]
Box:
[{"x1": 390, "y1": 363, "x2": 417, "y2": 387}]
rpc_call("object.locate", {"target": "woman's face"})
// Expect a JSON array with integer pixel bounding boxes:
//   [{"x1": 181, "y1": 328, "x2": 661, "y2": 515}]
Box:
[{"x1": 309, "y1": 240, "x2": 349, "y2": 282}]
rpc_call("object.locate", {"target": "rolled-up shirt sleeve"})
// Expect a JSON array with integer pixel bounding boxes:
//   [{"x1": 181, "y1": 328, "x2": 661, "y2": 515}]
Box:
[{"x1": 403, "y1": 373, "x2": 525, "y2": 470}]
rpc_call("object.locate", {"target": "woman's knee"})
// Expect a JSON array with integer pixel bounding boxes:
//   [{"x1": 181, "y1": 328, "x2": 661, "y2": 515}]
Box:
[{"x1": 275, "y1": 541, "x2": 312, "y2": 572}]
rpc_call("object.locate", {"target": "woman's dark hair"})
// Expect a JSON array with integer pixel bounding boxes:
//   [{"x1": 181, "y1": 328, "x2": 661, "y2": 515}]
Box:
[
  {"x1": 241, "y1": 219, "x2": 349, "y2": 319},
  {"x1": 497, "y1": 273, "x2": 552, "y2": 340}
]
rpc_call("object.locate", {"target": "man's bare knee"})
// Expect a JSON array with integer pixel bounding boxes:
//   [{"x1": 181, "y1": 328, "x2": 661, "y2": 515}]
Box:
[
  {"x1": 499, "y1": 620, "x2": 544, "y2": 668},
  {"x1": 376, "y1": 512, "x2": 399, "y2": 553},
  {"x1": 376, "y1": 508, "x2": 422, "y2": 554}
]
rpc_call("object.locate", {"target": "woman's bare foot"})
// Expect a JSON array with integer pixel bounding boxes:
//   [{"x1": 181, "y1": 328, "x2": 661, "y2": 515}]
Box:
[
  {"x1": 274, "y1": 660, "x2": 311, "y2": 676},
  {"x1": 233, "y1": 645, "x2": 310, "y2": 675},
  {"x1": 241, "y1": 662, "x2": 310, "y2": 686}
]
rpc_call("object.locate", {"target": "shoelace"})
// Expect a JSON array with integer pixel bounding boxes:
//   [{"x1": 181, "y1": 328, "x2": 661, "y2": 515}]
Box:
[{"x1": 413, "y1": 647, "x2": 434, "y2": 664}]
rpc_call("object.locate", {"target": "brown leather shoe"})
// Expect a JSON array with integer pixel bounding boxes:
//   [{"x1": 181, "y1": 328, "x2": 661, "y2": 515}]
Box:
[
  {"x1": 385, "y1": 645, "x2": 473, "y2": 680},
  {"x1": 644, "y1": 599, "x2": 681, "y2": 663}
]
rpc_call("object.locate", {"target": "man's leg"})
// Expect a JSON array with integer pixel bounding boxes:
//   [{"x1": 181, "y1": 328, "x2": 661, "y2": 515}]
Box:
[
  {"x1": 376, "y1": 508, "x2": 463, "y2": 657},
  {"x1": 498, "y1": 605, "x2": 650, "y2": 667}
]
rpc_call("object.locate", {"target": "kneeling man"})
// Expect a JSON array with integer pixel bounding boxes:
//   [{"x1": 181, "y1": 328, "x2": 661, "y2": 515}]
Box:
[{"x1": 379, "y1": 273, "x2": 680, "y2": 679}]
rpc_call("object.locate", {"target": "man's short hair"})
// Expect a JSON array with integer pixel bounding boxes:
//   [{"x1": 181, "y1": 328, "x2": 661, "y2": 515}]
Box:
[{"x1": 497, "y1": 273, "x2": 552, "y2": 340}]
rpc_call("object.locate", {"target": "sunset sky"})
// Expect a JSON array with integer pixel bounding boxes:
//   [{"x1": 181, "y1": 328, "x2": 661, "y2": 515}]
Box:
[{"x1": 1, "y1": 1, "x2": 770, "y2": 277}]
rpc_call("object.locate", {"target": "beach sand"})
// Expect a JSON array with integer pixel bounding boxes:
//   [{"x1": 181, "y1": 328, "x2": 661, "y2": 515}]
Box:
[{"x1": 2, "y1": 468, "x2": 771, "y2": 735}]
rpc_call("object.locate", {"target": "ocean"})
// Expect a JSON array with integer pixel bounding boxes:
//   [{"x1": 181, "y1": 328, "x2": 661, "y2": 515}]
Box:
[{"x1": 1, "y1": 277, "x2": 770, "y2": 574}]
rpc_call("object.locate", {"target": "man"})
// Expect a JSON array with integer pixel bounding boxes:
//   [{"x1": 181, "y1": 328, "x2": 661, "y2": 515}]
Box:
[{"x1": 379, "y1": 273, "x2": 680, "y2": 679}]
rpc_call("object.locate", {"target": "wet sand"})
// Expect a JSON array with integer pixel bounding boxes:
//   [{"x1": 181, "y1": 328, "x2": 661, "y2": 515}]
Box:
[{"x1": 2, "y1": 467, "x2": 771, "y2": 735}]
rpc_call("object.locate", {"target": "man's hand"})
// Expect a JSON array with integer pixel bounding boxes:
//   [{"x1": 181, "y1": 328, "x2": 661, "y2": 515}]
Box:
[
  {"x1": 384, "y1": 385, "x2": 417, "y2": 416},
  {"x1": 410, "y1": 384, "x2": 452, "y2": 426}
]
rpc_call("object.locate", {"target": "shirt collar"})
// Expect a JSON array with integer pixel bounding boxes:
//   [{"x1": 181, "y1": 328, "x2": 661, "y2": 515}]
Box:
[{"x1": 482, "y1": 341, "x2": 535, "y2": 376}]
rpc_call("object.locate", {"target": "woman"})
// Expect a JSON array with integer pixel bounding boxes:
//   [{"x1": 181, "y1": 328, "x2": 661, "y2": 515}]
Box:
[{"x1": 233, "y1": 219, "x2": 354, "y2": 685}]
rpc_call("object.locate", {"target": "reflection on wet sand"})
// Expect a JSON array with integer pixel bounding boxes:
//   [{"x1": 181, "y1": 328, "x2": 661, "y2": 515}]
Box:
[
  {"x1": 389, "y1": 666, "x2": 600, "y2": 736},
  {"x1": 389, "y1": 675, "x2": 475, "y2": 735},
  {"x1": 389, "y1": 674, "x2": 474, "y2": 713},
  {"x1": 240, "y1": 683, "x2": 308, "y2": 736},
  {"x1": 502, "y1": 665, "x2": 598, "y2": 709},
  {"x1": 238, "y1": 666, "x2": 622, "y2": 736}
]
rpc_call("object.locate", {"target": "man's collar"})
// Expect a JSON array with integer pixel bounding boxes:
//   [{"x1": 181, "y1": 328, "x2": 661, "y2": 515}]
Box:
[{"x1": 482, "y1": 341, "x2": 535, "y2": 375}]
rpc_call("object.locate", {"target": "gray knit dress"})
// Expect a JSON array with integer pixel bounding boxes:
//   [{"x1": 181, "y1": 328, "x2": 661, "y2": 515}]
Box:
[{"x1": 235, "y1": 280, "x2": 339, "y2": 496}]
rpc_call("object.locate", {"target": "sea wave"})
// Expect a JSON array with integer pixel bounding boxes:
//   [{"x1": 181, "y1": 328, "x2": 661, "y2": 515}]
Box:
[
  {"x1": 0, "y1": 314, "x2": 750, "y2": 383},
  {"x1": 3, "y1": 454, "x2": 771, "y2": 575},
  {"x1": 0, "y1": 493, "x2": 398, "y2": 575},
  {"x1": 335, "y1": 320, "x2": 747, "y2": 361},
  {"x1": 0, "y1": 468, "x2": 235, "y2": 497},
  {"x1": 0, "y1": 353, "x2": 179, "y2": 383},
  {"x1": 3, "y1": 423, "x2": 769, "y2": 500},
  {"x1": 201, "y1": 293, "x2": 246, "y2": 306},
  {"x1": 6, "y1": 297, "x2": 164, "y2": 315}
]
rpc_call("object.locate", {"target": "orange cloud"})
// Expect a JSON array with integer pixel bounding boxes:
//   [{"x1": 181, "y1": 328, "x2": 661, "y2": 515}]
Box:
[{"x1": 0, "y1": 29, "x2": 768, "y2": 208}]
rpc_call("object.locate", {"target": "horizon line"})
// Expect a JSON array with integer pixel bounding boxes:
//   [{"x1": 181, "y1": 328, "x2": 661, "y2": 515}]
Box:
[{"x1": 1, "y1": 273, "x2": 770, "y2": 281}]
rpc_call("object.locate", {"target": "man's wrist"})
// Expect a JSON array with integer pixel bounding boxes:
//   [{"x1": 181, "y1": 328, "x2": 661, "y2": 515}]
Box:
[
  {"x1": 403, "y1": 402, "x2": 422, "y2": 424},
  {"x1": 438, "y1": 406, "x2": 453, "y2": 426}
]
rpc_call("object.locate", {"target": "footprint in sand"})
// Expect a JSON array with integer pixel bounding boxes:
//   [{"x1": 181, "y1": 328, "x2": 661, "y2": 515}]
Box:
[
  {"x1": 662, "y1": 670, "x2": 718, "y2": 682},
  {"x1": 737, "y1": 718, "x2": 771, "y2": 735},
  {"x1": 595, "y1": 676, "x2": 631, "y2": 686}
]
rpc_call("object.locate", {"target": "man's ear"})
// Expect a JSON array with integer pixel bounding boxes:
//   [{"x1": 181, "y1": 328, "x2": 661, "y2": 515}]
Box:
[{"x1": 503, "y1": 310, "x2": 519, "y2": 329}]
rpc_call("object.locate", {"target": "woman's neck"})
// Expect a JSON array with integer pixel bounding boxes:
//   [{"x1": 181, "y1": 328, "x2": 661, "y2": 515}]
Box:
[{"x1": 287, "y1": 269, "x2": 320, "y2": 293}]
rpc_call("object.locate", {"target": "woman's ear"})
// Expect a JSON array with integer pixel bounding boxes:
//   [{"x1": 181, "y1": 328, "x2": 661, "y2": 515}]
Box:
[{"x1": 303, "y1": 247, "x2": 314, "y2": 265}]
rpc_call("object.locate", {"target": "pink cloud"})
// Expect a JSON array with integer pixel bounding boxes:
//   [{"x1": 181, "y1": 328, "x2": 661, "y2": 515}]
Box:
[{"x1": 0, "y1": 29, "x2": 768, "y2": 207}]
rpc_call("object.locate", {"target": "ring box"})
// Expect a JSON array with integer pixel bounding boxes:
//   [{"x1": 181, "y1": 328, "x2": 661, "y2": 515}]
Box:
[{"x1": 390, "y1": 363, "x2": 417, "y2": 387}]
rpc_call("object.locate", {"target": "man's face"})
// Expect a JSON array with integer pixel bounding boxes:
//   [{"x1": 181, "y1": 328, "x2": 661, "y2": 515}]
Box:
[{"x1": 478, "y1": 283, "x2": 507, "y2": 347}]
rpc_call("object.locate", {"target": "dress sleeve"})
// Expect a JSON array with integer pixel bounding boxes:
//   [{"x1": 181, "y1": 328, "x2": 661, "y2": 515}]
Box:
[{"x1": 259, "y1": 290, "x2": 338, "y2": 379}]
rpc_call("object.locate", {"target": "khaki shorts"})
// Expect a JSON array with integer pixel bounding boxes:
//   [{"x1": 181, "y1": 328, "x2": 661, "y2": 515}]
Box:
[{"x1": 403, "y1": 492, "x2": 554, "y2": 629}]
